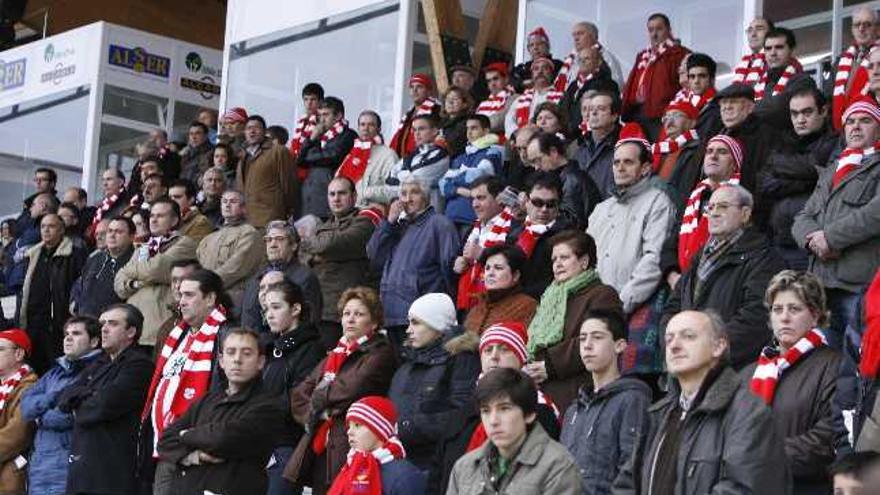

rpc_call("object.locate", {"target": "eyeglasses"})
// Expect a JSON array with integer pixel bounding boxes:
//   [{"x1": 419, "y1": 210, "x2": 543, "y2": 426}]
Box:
[
  {"x1": 263, "y1": 236, "x2": 288, "y2": 243},
  {"x1": 705, "y1": 201, "x2": 743, "y2": 213},
  {"x1": 529, "y1": 198, "x2": 559, "y2": 209},
  {"x1": 854, "y1": 21, "x2": 875, "y2": 29}
]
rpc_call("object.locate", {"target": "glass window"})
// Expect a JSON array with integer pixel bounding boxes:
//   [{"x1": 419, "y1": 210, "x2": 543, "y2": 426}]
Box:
[
  {"x1": 102, "y1": 85, "x2": 169, "y2": 127},
  {"x1": 0, "y1": 86, "x2": 89, "y2": 217},
  {"x1": 173, "y1": 101, "x2": 207, "y2": 140},
  {"x1": 226, "y1": 1, "x2": 399, "y2": 143},
  {"x1": 765, "y1": 0, "x2": 832, "y2": 20}
]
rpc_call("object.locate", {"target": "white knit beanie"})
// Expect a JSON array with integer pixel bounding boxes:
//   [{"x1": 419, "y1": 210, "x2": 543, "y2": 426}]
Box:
[{"x1": 408, "y1": 293, "x2": 458, "y2": 335}]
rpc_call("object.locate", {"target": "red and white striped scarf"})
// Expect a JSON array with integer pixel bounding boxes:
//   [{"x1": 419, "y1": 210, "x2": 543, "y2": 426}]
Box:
[
  {"x1": 635, "y1": 39, "x2": 675, "y2": 99},
  {"x1": 516, "y1": 218, "x2": 553, "y2": 258},
  {"x1": 92, "y1": 189, "x2": 126, "y2": 227},
  {"x1": 673, "y1": 87, "x2": 716, "y2": 112},
  {"x1": 834, "y1": 44, "x2": 878, "y2": 129},
  {"x1": 457, "y1": 208, "x2": 514, "y2": 310},
  {"x1": 143, "y1": 306, "x2": 227, "y2": 455},
  {"x1": 578, "y1": 120, "x2": 590, "y2": 137},
  {"x1": 754, "y1": 59, "x2": 802, "y2": 101},
  {"x1": 678, "y1": 175, "x2": 739, "y2": 272},
  {"x1": 750, "y1": 328, "x2": 825, "y2": 405},
  {"x1": 390, "y1": 98, "x2": 440, "y2": 156},
  {"x1": 652, "y1": 129, "x2": 699, "y2": 171},
  {"x1": 466, "y1": 387, "x2": 559, "y2": 452},
  {"x1": 477, "y1": 87, "x2": 515, "y2": 116},
  {"x1": 312, "y1": 333, "x2": 374, "y2": 455},
  {"x1": 732, "y1": 51, "x2": 766, "y2": 85},
  {"x1": 337, "y1": 135, "x2": 384, "y2": 184},
  {"x1": 514, "y1": 89, "x2": 564, "y2": 129},
  {"x1": 290, "y1": 113, "x2": 318, "y2": 159},
  {"x1": 833, "y1": 143, "x2": 879, "y2": 189},
  {"x1": 554, "y1": 46, "x2": 602, "y2": 92},
  {"x1": 0, "y1": 364, "x2": 31, "y2": 413},
  {"x1": 329, "y1": 439, "x2": 406, "y2": 495},
  {"x1": 321, "y1": 119, "x2": 349, "y2": 149}
]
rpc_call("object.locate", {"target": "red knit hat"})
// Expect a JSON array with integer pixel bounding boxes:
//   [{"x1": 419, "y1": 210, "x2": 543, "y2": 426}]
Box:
[
  {"x1": 616, "y1": 122, "x2": 651, "y2": 150},
  {"x1": 409, "y1": 73, "x2": 434, "y2": 91},
  {"x1": 664, "y1": 101, "x2": 699, "y2": 121},
  {"x1": 480, "y1": 321, "x2": 529, "y2": 365},
  {"x1": 484, "y1": 62, "x2": 509, "y2": 78},
  {"x1": 0, "y1": 329, "x2": 31, "y2": 356},
  {"x1": 347, "y1": 396, "x2": 398, "y2": 443},
  {"x1": 222, "y1": 107, "x2": 248, "y2": 124},
  {"x1": 358, "y1": 207, "x2": 383, "y2": 226},
  {"x1": 707, "y1": 135, "x2": 744, "y2": 172},
  {"x1": 528, "y1": 27, "x2": 549, "y2": 43},
  {"x1": 842, "y1": 96, "x2": 880, "y2": 126}
]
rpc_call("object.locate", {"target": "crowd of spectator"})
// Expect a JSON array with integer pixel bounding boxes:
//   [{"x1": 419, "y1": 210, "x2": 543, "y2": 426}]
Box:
[{"x1": 2, "y1": 8, "x2": 880, "y2": 495}]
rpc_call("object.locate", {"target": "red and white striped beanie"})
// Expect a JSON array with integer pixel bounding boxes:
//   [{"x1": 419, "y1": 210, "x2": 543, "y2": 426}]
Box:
[
  {"x1": 708, "y1": 135, "x2": 743, "y2": 172},
  {"x1": 480, "y1": 321, "x2": 529, "y2": 365},
  {"x1": 842, "y1": 97, "x2": 880, "y2": 126},
  {"x1": 347, "y1": 396, "x2": 399, "y2": 443}
]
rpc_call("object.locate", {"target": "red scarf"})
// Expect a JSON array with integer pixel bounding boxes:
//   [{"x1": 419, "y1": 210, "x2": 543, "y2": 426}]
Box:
[
  {"x1": 312, "y1": 334, "x2": 373, "y2": 455},
  {"x1": 634, "y1": 39, "x2": 675, "y2": 100},
  {"x1": 859, "y1": 269, "x2": 880, "y2": 378},
  {"x1": 456, "y1": 208, "x2": 514, "y2": 310},
  {"x1": 514, "y1": 88, "x2": 564, "y2": 129},
  {"x1": 337, "y1": 136, "x2": 383, "y2": 184},
  {"x1": 750, "y1": 328, "x2": 825, "y2": 405},
  {"x1": 732, "y1": 51, "x2": 766, "y2": 85},
  {"x1": 92, "y1": 188, "x2": 126, "y2": 227},
  {"x1": 290, "y1": 113, "x2": 318, "y2": 159},
  {"x1": 678, "y1": 175, "x2": 739, "y2": 271},
  {"x1": 328, "y1": 439, "x2": 406, "y2": 495},
  {"x1": 652, "y1": 129, "x2": 699, "y2": 171},
  {"x1": 554, "y1": 47, "x2": 601, "y2": 92},
  {"x1": 477, "y1": 87, "x2": 515, "y2": 116},
  {"x1": 832, "y1": 143, "x2": 879, "y2": 189},
  {"x1": 754, "y1": 59, "x2": 802, "y2": 101},
  {"x1": 390, "y1": 98, "x2": 439, "y2": 156},
  {"x1": 516, "y1": 218, "x2": 552, "y2": 258},
  {"x1": 833, "y1": 44, "x2": 877, "y2": 129},
  {"x1": 466, "y1": 388, "x2": 559, "y2": 452},
  {"x1": 143, "y1": 306, "x2": 227, "y2": 456},
  {"x1": 0, "y1": 364, "x2": 31, "y2": 413},
  {"x1": 320, "y1": 119, "x2": 349, "y2": 149},
  {"x1": 672, "y1": 87, "x2": 716, "y2": 112},
  {"x1": 579, "y1": 120, "x2": 590, "y2": 137}
]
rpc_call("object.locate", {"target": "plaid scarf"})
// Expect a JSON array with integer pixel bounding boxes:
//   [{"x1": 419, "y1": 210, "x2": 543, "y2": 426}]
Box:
[
  {"x1": 337, "y1": 135, "x2": 384, "y2": 184},
  {"x1": 320, "y1": 119, "x2": 350, "y2": 149},
  {"x1": 694, "y1": 230, "x2": 744, "y2": 300},
  {"x1": 477, "y1": 86, "x2": 515, "y2": 116},
  {"x1": 652, "y1": 129, "x2": 699, "y2": 171},
  {"x1": 312, "y1": 333, "x2": 373, "y2": 455},
  {"x1": 0, "y1": 364, "x2": 31, "y2": 413},
  {"x1": 678, "y1": 175, "x2": 739, "y2": 272},
  {"x1": 833, "y1": 44, "x2": 877, "y2": 129},
  {"x1": 457, "y1": 208, "x2": 514, "y2": 310},
  {"x1": 832, "y1": 143, "x2": 879, "y2": 189},
  {"x1": 328, "y1": 439, "x2": 406, "y2": 495},
  {"x1": 514, "y1": 88, "x2": 564, "y2": 129},
  {"x1": 750, "y1": 328, "x2": 826, "y2": 405},
  {"x1": 146, "y1": 232, "x2": 178, "y2": 257},
  {"x1": 143, "y1": 306, "x2": 227, "y2": 456},
  {"x1": 754, "y1": 59, "x2": 802, "y2": 101}
]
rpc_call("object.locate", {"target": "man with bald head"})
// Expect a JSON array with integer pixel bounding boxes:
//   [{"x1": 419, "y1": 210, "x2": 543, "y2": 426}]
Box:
[
  {"x1": 832, "y1": 7, "x2": 880, "y2": 126},
  {"x1": 20, "y1": 213, "x2": 89, "y2": 373},
  {"x1": 558, "y1": 44, "x2": 619, "y2": 134},
  {"x1": 615, "y1": 309, "x2": 789, "y2": 493},
  {"x1": 554, "y1": 21, "x2": 624, "y2": 92}
]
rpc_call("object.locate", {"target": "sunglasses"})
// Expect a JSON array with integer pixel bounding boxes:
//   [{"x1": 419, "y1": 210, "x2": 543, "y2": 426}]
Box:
[{"x1": 529, "y1": 198, "x2": 559, "y2": 209}]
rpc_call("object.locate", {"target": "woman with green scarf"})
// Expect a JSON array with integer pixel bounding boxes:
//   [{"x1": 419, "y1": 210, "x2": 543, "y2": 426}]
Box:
[{"x1": 523, "y1": 230, "x2": 624, "y2": 411}]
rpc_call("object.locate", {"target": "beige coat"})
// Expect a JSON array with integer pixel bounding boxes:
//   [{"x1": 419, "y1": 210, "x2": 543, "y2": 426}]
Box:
[
  {"x1": 197, "y1": 222, "x2": 265, "y2": 308},
  {"x1": 0, "y1": 371, "x2": 36, "y2": 495},
  {"x1": 180, "y1": 209, "x2": 215, "y2": 244},
  {"x1": 115, "y1": 236, "x2": 198, "y2": 346},
  {"x1": 356, "y1": 144, "x2": 400, "y2": 207},
  {"x1": 236, "y1": 140, "x2": 299, "y2": 228}
]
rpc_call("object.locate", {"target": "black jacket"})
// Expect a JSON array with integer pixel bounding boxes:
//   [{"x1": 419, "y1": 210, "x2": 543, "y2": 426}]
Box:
[
  {"x1": 441, "y1": 114, "x2": 469, "y2": 159},
  {"x1": 559, "y1": 65, "x2": 619, "y2": 136},
  {"x1": 575, "y1": 126, "x2": 620, "y2": 200},
  {"x1": 509, "y1": 217, "x2": 573, "y2": 300},
  {"x1": 695, "y1": 99, "x2": 723, "y2": 143},
  {"x1": 758, "y1": 127, "x2": 839, "y2": 264},
  {"x1": 556, "y1": 159, "x2": 601, "y2": 229},
  {"x1": 59, "y1": 346, "x2": 152, "y2": 495},
  {"x1": 662, "y1": 228, "x2": 786, "y2": 369},
  {"x1": 614, "y1": 366, "x2": 791, "y2": 495},
  {"x1": 298, "y1": 126, "x2": 357, "y2": 171},
  {"x1": 239, "y1": 261, "x2": 323, "y2": 330},
  {"x1": 387, "y1": 330, "x2": 481, "y2": 470},
  {"x1": 722, "y1": 113, "x2": 782, "y2": 193},
  {"x1": 561, "y1": 376, "x2": 651, "y2": 495},
  {"x1": 662, "y1": 139, "x2": 705, "y2": 208},
  {"x1": 158, "y1": 380, "x2": 286, "y2": 495},
  {"x1": 262, "y1": 323, "x2": 325, "y2": 447},
  {"x1": 70, "y1": 247, "x2": 134, "y2": 318}
]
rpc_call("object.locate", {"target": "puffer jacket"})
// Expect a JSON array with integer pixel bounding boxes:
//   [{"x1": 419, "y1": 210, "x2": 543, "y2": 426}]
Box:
[
  {"x1": 387, "y1": 329, "x2": 481, "y2": 470},
  {"x1": 439, "y1": 136, "x2": 504, "y2": 226},
  {"x1": 20, "y1": 349, "x2": 106, "y2": 495},
  {"x1": 560, "y1": 376, "x2": 651, "y2": 495},
  {"x1": 613, "y1": 366, "x2": 792, "y2": 495},
  {"x1": 367, "y1": 207, "x2": 461, "y2": 327},
  {"x1": 792, "y1": 152, "x2": 880, "y2": 293}
]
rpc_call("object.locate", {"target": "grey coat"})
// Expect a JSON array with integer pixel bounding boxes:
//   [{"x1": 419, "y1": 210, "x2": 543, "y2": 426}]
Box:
[
  {"x1": 792, "y1": 152, "x2": 880, "y2": 293},
  {"x1": 613, "y1": 366, "x2": 792, "y2": 495}
]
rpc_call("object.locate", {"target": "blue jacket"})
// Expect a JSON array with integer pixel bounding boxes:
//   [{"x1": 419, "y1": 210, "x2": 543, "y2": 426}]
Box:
[
  {"x1": 367, "y1": 207, "x2": 461, "y2": 326},
  {"x1": 20, "y1": 349, "x2": 106, "y2": 495},
  {"x1": 381, "y1": 458, "x2": 427, "y2": 494},
  {"x1": 439, "y1": 139, "x2": 503, "y2": 225}
]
